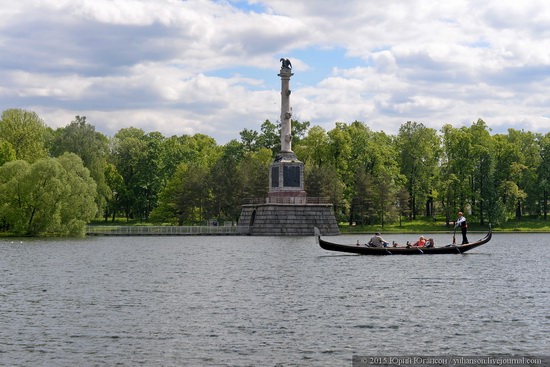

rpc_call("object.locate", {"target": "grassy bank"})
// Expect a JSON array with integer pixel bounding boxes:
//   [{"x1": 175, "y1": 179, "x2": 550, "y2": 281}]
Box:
[
  {"x1": 340, "y1": 218, "x2": 550, "y2": 234},
  {"x1": 4, "y1": 217, "x2": 548, "y2": 237},
  {"x1": 90, "y1": 217, "x2": 550, "y2": 233}
]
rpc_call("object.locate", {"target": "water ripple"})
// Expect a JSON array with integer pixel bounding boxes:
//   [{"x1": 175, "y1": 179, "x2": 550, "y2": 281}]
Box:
[{"x1": 0, "y1": 233, "x2": 549, "y2": 366}]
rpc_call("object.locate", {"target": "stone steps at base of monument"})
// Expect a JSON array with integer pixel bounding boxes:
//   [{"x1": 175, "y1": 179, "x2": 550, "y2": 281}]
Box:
[{"x1": 238, "y1": 204, "x2": 340, "y2": 236}]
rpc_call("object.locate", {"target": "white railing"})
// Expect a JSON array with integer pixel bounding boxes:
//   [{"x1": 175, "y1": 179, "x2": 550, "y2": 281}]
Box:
[
  {"x1": 86, "y1": 225, "x2": 250, "y2": 236},
  {"x1": 242, "y1": 197, "x2": 332, "y2": 205}
]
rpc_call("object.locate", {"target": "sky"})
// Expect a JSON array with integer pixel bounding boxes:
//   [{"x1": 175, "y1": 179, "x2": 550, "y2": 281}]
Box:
[{"x1": 1, "y1": 0, "x2": 549, "y2": 144}]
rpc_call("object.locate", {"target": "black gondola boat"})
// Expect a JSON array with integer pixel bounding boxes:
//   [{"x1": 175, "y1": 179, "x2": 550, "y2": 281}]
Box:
[{"x1": 315, "y1": 226, "x2": 492, "y2": 255}]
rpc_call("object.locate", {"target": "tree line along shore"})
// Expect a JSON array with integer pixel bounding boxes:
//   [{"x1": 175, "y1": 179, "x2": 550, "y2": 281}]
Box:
[{"x1": 1, "y1": 108, "x2": 550, "y2": 236}]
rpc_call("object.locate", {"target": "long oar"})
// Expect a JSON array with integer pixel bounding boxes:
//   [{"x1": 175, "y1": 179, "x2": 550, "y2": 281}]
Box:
[{"x1": 452, "y1": 227, "x2": 457, "y2": 244}]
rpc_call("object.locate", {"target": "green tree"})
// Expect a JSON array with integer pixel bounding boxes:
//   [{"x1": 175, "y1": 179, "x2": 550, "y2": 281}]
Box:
[
  {"x1": 294, "y1": 125, "x2": 330, "y2": 167},
  {"x1": 149, "y1": 134, "x2": 220, "y2": 225},
  {"x1": 0, "y1": 160, "x2": 28, "y2": 232},
  {"x1": 492, "y1": 131, "x2": 536, "y2": 221},
  {"x1": 56, "y1": 153, "x2": 100, "y2": 235},
  {"x1": 538, "y1": 133, "x2": 550, "y2": 219},
  {"x1": 103, "y1": 162, "x2": 124, "y2": 222},
  {"x1": 110, "y1": 127, "x2": 148, "y2": 220},
  {"x1": 151, "y1": 162, "x2": 211, "y2": 225},
  {"x1": 344, "y1": 125, "x2": 403, "y2": 226},
  {"x1": 506, "y1": 129, "x2": 541, "y2": 219},
  {"x1": 0, "y1": 140, "x2": 16, "y2": 166},
  {"x1": 135, "y1": 131, "x2": 166, "y2": 220},
  {"x1": 468, "y1": 119, "x2": 497, "y2": 225},
  {"x1": 239, "y1": 119, "x2": 310, "y2": 154},
  {"x1": 209, "y1": 140, "x2": 246, "y2": 222},
  {"x1": 397, "y1": 121, "x2": 441, "y2": 219},
  {"x1": 365, "y1": 131, "x2": 404, "y2": 226},
  {"x1": 326, "y1": 122, "x2": 353, "y2": 218},
  {"x1": 296, "y1": 125, "x2": 345, "y2": 217},
  {"x1": 238, "y1": 120, "x2": 277, "y2": 154},
  {"x1": 0, "y1": 154, "x2": 97, "y2": 236},
  {"x1": 345, "y1": 122, "x2": 379, "y2": 225},
  {"x1": 51, "y1": 116, "x2": 108, "y2": 168},
  {"x1": 440, "y1": 124, "x2": 473, "y2": 223},
  {"x1": 159, "y1": 134, "x2": 213, "y2": 188},
  {"x1": 51, "y1": 116, "x2": 110, "y2": 215},
  {"x1": 238, "y1": 148, "x2": 272, "y2": 200},
  {"x1": 0, "y1": 109, "x2": 48, "y2": 163},
  {"x1": 290, "y1": 119, "x2": 310, "y2": 146},
  {"x1": 110, "y1": 128, "x2": 172, "y2": 221},
  {"x1": 185, "y1": 134, "x2": 221, "y2": 167},
  {"x1": 239, "y1": 128, "x2": 260, "y2": 151}
]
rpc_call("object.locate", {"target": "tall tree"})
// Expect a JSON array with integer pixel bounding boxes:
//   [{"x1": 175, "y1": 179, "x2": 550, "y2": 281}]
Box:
[
  {"x1": 51, "y1": 116, "x2": 110, "y2": 214},
  {"x1": 468, "y1": 119, "x2": 497, "y2": 225},
  {"x1": 239, "y1": 119, "x2": 310, "y2": 155},
  {"x1": 237, "y1": 147, "x2": 272, "y2": 204},
  {"x1": 151, "y1": 162, "x2": 210, "y2": 225},
  {"x1": 538, "y1": 133, "x2": 550, "y2": 219},
  {"x1": 440, "y1": 124, "x2": 474, "y2": 223},
  {"x1": 103, "y1": 162, "x2": 124, "y2": 222},
  {"x1": 365, "y1": 131, "x2": 404, "y2": 226},
  {"x1": 56, "y1": 153, "x2": 100, "y2": 235},
  {"x1": 210, "y1": 140, "x2": 246, "y2": 222},
  {"x1": 159, "y1": 134, "x2": 214, "y2": 187},
  {"x1": 346, "y1": 122, "x2": 382, "y2": 225},
  {"x1": 397, "y1": 121, "x2": 441, "y2": 219},
  {"x1": 296, "y1": 125, "x2": 344, "y2": 219},
  {"x1": 492, "y1": 132, "x2": 532, "y2": 221},
  {"x1": 326, "y1": 122, "x2": 353, "y2": 219},
  {"x1": 112, "y1": 127, "x2": 184, "y2": 220},
  {"x1": 110, "y1": 127, "x2": 148, "y2": 220},
  {"x1": 0, "y1": 154, "x2": 97, "y2": 236},
  {"x1": 0, "y1": 140, "x2": 16, "y2": 166},
  {"x1": 294, "y1": 125, "x2": 330, "y2": 167},
  {"x1": 506, "y1": 129, "x2": 541, "y2": 219},
  {"x1": 0, "y1": 109, "x2": 48, "y2": 163},
  {"x1": 239, "y1": 128, "x2": 261, "y2": 152},
  {"x1": 135, "y1": 131, "x2": 166, "y2": 220},
  {"x1": 51, "y1": 116, "x2": 108, "y2": 167},
  {"x1": 290, "y1": 119, "x2": 310, "y2": 146},
  {"x1": 258, "y1": 119, "x2": 279, "y2": 154},
  {"x1": 150, "y1": 134, "x2": 220, "y2": 224}
]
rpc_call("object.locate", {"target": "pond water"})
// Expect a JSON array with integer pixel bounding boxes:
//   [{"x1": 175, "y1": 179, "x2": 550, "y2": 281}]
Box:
[{"x1": 0, "y1": 232, "x2": 549, "y2": 366}]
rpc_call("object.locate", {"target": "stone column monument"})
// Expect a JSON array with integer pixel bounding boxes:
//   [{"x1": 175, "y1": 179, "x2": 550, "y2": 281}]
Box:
[
  {"x1": 279, "y1": 58, "x2": 293, "y2": 153},
  {"x1": 267, "y1": 58, "x2": 306, "y2": 202},
  {"x1": 238, "y1": 58, "x2": 339, "y2": 236}
]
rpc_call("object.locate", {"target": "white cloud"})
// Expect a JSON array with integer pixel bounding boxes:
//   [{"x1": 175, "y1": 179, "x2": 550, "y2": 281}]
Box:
[{"x1": 1, "y1": 0, "x2": 549, "y2": 145}]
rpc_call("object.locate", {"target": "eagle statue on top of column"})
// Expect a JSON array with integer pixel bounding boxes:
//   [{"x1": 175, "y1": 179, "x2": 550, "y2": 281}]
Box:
[{"x1": 280, "y1": 58, "x2": 292, "y2": 69}]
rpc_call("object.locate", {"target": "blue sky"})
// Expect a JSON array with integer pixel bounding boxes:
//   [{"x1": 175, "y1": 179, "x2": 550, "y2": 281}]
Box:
[{"x1": 1, "y1": 0, "x2": 549, "y2": 144}]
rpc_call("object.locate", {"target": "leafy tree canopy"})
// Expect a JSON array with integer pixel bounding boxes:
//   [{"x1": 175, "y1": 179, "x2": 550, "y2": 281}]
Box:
[{"x1": 0, "y1": 153, "x2": 97, "y2": 236}]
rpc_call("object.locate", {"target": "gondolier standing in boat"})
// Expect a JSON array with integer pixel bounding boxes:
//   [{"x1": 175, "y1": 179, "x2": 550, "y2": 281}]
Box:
[{"x1": 454, "y1": 212, "x2": 469, "y2": 244}]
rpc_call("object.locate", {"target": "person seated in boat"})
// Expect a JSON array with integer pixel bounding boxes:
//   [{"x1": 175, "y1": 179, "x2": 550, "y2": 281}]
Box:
[
  {"x1": 368, "y1": 232, "x2": 389, "y2": 247},
  {"x1": 412, "y1": 236, "x2": 426, "y2": 247},
  {"x1": 424, "y1": 238, "x2": 435, "y2": 248}
]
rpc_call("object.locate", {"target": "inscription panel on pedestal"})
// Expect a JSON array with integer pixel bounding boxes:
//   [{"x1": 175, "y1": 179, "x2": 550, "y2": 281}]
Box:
[
  {"x1": 283, "y1": 165, "x2": 301, "y2": 187},
  {"x1": 271, "y1": 166, "x2": 279, "y2": 188}
]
